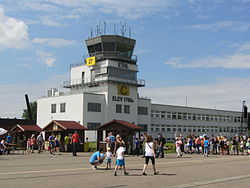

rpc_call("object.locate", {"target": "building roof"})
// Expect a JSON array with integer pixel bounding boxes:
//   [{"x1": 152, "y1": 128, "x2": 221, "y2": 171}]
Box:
[
  {"x1": 0, "y1": 118, "x2": 36, "y2": 131},
  {"x1": 43, "y1": 120, "x2": 87, "y2": 131},
  {"x1": 97, "y1": 119, "x2": 142, "y2": 130},
  {"x1": 10, "y1": 124, "x2": 42, "y2": 132}
]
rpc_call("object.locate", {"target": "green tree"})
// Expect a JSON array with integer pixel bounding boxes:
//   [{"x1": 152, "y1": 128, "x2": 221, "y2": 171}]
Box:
[{"x1": 22, "y1": 101, "x2": 37, "y2": 121}]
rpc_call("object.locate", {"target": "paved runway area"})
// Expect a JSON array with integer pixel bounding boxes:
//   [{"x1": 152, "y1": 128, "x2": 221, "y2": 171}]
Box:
[{"x1": 0, "y1": 152, "x2": 250, "y2": 188}]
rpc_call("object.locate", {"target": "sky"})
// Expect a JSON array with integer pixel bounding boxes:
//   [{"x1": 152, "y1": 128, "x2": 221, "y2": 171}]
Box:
[{"x1": 1, "y1": 0, "x2": 250, "y2": 118}]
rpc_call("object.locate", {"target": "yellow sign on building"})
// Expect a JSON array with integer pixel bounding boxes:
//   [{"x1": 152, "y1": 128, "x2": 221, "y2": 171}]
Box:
[
  {"x1": 85, "y1": 56, "x2": 96, "y2": 66},
  {"x1": 118, "y1": 85, "x2": 130, "y2": 96}
]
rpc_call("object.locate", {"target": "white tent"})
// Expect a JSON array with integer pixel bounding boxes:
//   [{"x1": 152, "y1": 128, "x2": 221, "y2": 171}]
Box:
[{"x1": 0, "y1": 128, "x2": 7, "y2": 135}]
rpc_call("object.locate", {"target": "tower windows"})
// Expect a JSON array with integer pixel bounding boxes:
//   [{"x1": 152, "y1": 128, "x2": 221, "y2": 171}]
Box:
[
  {"x1": 51, "y1": 104, "x2": 56, "y2": 113},
  {"x1": 138, "y1": 107, "x2": 148, "y2": 115},
  {"x1": 60, "y1": 103, "x2": 66, "y2": 113},
  {"x1": 116, "y1": 104, "x2": 122, "y2": 113},
  {"x1": 124, "y1": 105, "x2": 130, "y2": 114},
  {"x1": 88, "y1": 103, "x2": 101, "y2": 112}
]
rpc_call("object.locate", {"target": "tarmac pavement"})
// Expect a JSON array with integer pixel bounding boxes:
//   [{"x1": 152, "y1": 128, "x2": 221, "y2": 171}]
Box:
[{"x1": 0, "y1": 152, "x2": 250, "y2": 188}]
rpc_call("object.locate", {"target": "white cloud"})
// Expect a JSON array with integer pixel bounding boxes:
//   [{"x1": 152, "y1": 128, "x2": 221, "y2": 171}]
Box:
[
  {"x1": 166, "y1": 54, "x2": 250, "y2": 69},
  {"x1": 166, "y1": 42, "x2": 250, "y2": 69},
  {"x1": 0, "y1": 7, "x2": 30, "y2": 50},
  {"x1": 139, "y1": 77, "x2": 250, "y2": 112},
  {"x1": 237, "y1": 42, "x2": 250, "y2": 52},
  {"x1": 0, "y1": 75, "x2": 67, "y2": 118},
  {"x1": 32, "y1": 38, "x2": 77, "y2": 47},
  {"x1": 184, "y1": 21, "x2": 250, "y2": 32},
  {"x1": 165, "y1": 57, "x2": 185, "y2": 66},
  {"x1": 36, "y1": 50, "x2": 56, "y2": 67},
  {"x1": 3, "y1": 0, "x2": 172, "y2": 21},
  {"x1": 40, "y1": 16, "x2": 64, "y2": 27}
]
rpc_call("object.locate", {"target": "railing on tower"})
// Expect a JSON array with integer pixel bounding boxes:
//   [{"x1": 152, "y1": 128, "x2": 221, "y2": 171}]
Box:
[
  {"x1": 63, "y1": 75, "x2": 145, "y2": 88},
  {"x1": 83, "y1": 51, "x2": 138, "y2": 63}
]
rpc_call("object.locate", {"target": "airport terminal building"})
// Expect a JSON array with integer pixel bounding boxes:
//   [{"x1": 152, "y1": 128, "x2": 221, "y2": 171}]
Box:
[{"x1": 37, "y1": 34, "x2": 249, "y2": 141}]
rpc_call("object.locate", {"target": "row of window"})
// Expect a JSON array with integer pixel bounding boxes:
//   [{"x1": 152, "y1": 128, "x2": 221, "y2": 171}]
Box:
[
  {"x1": 87, "y1": 122, "x2": 101, "y2": 130},
  {"x1": 151, "y1": 111, "x2": 241, "y2": 123},
  {"x1": 151, "y1": 126, "x2": 247, "y2": 133},
  {"x1": 116, "y1": 104, "x2": 130, "y2": 114},
  {"x1": 51, "y1": 103, "x2": 66, "y2": 113},
  {"x1": 51, "y1": 102, "x2": 149, "y2": 116},
  {"x1": 88, "y1": 103, "x2": 101, "y2": 112}
]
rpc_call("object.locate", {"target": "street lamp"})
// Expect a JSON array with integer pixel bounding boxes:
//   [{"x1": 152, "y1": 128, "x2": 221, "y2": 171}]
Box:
[{"x1": 240, "y1": 100, "x2": 246, "y2": 135}]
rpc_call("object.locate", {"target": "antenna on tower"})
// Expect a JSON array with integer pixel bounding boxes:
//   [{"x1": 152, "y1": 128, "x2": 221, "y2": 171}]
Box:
[
  {"x1": 129, "y1": 28, "x2": 131, "y2": 38},
  {"x1": 95, "y1": 20, "x2": 102, "y2": 36},
  {"x1": 114, "y1": 24, "x2": 116, "y2": 35},
  {"x1": 120, "y1": 21, "x2": 126, "y2": 36},
  {"x1": 104, "y1": 21, "x2": 107, "y2": 35},
  {"x1": 90, "y1": 27, "x2": 93, "y2": 38}
]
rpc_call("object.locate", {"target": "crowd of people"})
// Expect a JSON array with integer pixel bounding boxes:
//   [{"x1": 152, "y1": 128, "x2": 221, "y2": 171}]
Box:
[
  {"x1": 1, "y1": 130, "x2": 250, "y2": 176},
  {"x1": 0, "y1": 131, "x2": 82, "y2": 156},
  {"x1": 175, "y1": 134, "x2": 250, "y2": 157}
]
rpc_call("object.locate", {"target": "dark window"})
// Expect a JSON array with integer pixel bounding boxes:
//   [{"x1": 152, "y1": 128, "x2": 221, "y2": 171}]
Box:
[
  {"x1": 88, "y1": 103, "x2": 101, "y2": 112},
  {"x1": 103, "y1": 42, "x2": 116, "y2": 51},
  {"x1": 124, "y1": 105, "x2": 130, "y2": 114},
  {"x1": 138, "y1": 124, "x2": 147, "y2": 132},
  {"x1": 60, "y1": 103, "x2": 66, "y2": 113},
  {"x1": 167, "y1": 128, "x2": 171, "y2": 132},
  {"x1": 161, "y1": 128, "x2": 165, "y2": 131},
  {"x1": 116, "y1": 104, "x2": 122, "y2": 113},
  {"x1": 173, "y1": 128, "x2": 176, "y2": 132},
  {"x1": 51, "y1": 104, "x2": 56, "y2": 113},
  {"x1": 117, "y1": 43, "x2": 133, "y2": 58},
  {"x1": 87, "y1": 45, "x2": 95, "y2": 54},
  {"x1": 178, "y1": 113, "x2": 182, "y2": 119},
  {"x1": 178, "y1": 128, "x2": 181, "y2": 132},
  {"x1": 87, "y1": 122, "x2": 101, "y2": 130},
  {"x1": 172, "y1": 114, "x2": 177, "y2": 119},
  {"x1": 94, "y1": 43, "x2": 102, "y2": 52},
  {"x1": 108, "y1": 67, "x2": 136, "y2": 80},
  {"x1": 82, "y1": 72, "x2": 85, "y2": 83},
  {"x1": 138, "y1": 107, "x2": 148, "y2": 115}
]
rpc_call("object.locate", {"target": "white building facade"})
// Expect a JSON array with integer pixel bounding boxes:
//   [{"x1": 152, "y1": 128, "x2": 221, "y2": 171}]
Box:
[{"x1": 37, "y1": 35, "x2": 248, "y2": 141}]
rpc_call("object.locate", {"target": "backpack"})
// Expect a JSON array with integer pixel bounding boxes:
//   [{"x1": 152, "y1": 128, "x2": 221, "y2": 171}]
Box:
[{"x1": 162, "y1": 137, "x2": 166, "y2": 145}]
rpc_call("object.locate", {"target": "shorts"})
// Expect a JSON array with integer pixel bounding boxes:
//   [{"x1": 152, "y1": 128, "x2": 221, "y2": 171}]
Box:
[
  {"x1": 90, "y1": 160, "x2": 103, "y2": 165},
  {"x1": 116, "y1": 159, "x2": 125, "y2": 166},
  {"x1": 145, "y1": 156, "x2": 155, "y2": 165},
  {"x1": 106, "y1": 159, "x2": 111, "y2": 164}
]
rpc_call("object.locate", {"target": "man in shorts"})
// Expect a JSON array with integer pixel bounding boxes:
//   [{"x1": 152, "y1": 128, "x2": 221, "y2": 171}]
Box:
[{"x1": 89, "y1": 149, "x2": 105, "y2": 170}]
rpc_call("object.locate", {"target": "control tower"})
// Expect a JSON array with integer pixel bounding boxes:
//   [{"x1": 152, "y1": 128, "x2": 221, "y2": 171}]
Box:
[
  {"x1": 32, "y1": 34, "x2": 145, "y2": 131},
  {"x1": 64, "y1": 35, "x2": 145, "y2": 90}
]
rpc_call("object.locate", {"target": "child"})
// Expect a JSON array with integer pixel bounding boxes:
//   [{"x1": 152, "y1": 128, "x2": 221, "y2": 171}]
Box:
[
  {"x1": 175, "y1": 138, "x2": 182, "y2": 158},
  {"x1": 26, "y1": 138, "x2": 31, "y2": 154},
  {"x1": 114, "y1": 145, "x2": 129, "y2": 176},
  {"x1": 105, "y1": 147, "x2": 112, "y2": 170},
  {"x1": 203, "y1": 136, "x2": 209, "y2": 157}
]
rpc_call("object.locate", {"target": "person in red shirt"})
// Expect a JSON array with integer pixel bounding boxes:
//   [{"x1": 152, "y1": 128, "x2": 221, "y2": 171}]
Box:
[{"x1": 71, "y1": 131, "x2": 81, "y2": 156}]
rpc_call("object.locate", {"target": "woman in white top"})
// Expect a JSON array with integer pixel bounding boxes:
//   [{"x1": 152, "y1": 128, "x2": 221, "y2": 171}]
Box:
[{"x1": 142, "y1": 135, "x2": 159, "y2": 175}]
